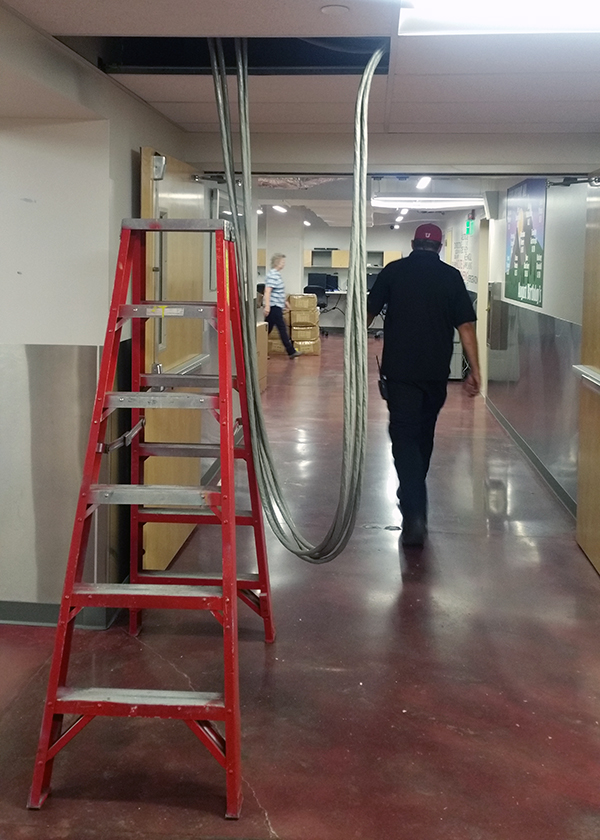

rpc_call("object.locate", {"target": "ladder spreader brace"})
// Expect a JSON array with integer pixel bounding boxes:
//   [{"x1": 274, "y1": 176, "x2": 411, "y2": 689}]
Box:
[{"x1": 28, "y1": 218, "x2": 275, "y2": 819}]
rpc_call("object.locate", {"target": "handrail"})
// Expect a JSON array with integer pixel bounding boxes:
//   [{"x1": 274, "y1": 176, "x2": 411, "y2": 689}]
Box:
[{"x1": 573, "y1": 364, "x2": 600, "y2": 390}]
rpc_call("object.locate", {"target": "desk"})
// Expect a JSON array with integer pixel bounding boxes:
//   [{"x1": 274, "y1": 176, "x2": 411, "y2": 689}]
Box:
[{"x1": 320, "y1": 290, "x2": 384, "y2": 332}]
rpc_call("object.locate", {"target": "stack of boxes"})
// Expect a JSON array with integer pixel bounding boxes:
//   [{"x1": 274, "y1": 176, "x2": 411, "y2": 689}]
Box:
[{"x1": 268, "y1": 293, "x2": 322, "y2": 356}]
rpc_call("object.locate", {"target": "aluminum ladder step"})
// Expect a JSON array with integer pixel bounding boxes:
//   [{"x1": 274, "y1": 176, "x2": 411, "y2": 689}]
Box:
[
  {"x1": 120, "y1": 302, "x2": 218, "y2": 321},
  {"x1": 140, "y1": 373, "x2": 220, "y2": 390},
  {"x1": 55, "y1": 687, "x2": 226, "y2": 719},
  {"x1": 137, "y1": 571, "x2": 260, "y2": 587},
  {"x1": 105, "y1": 392, "x2": 218, "y2": 410},
  {"x1": 89, "y1": 484, "x2": 216, "y2": 506},
  {"x1": 139, "y1": 442, "x2": 242, "y2": 459},
  {"x1": 123, "y1": 218, "x2": 232, "y2": 236},
  {"x1": 71, "y1": 583, "x2": 223, "y2": 610}
]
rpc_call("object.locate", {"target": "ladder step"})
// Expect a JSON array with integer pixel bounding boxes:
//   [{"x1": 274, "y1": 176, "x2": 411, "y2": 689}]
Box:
[
  {"x1": 56, "y1": 687, "x2": 226, "y2": 719},
  {"x1": 71, "y1": 583, "x2": 223, "y2": 610},
  {"x1": 139, "y1": 507, "x2": 253, "y2": 520},
  {"x1": 105, "y1": 392, "x2": 218, "y2": 410},
  {"x1": 89, "y1": 484, "x2": 216, "y2": 506},
  {"x1": 120, "y1": 302, "x2": 218, "y2": 320},
  {"x1": 123, "y1": 218, "x2": 232, "y2": 236},
  {"x1": 141, "y1": 373, "x2": 220, "y2": 390},
  {"x1": 137, "y1": 571, "x2": 260, "y2": 587},
  {"x1": 139, "y1": 442, "x2": 242, "y2": 459}
]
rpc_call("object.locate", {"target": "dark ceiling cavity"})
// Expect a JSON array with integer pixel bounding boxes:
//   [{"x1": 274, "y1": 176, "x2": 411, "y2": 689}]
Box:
[{"x1": 57, "y1": 36, "x2": 390, "y2": 76}]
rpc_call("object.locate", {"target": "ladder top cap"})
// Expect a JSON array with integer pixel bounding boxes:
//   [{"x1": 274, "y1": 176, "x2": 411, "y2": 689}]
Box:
[{"x1": 122, "y1": 218, "x2": 233, "y2": 238}]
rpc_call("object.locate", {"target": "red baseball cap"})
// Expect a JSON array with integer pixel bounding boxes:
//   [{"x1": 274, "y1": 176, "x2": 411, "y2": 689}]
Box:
[{"x1": 413, "y1": 223, "x2": 443, "y2": 242}]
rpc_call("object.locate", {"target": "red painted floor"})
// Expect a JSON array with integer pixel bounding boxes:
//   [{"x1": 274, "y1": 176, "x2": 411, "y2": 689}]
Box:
[{"x1": 1, "y1": 335, "x2": 600, "y2": 840}]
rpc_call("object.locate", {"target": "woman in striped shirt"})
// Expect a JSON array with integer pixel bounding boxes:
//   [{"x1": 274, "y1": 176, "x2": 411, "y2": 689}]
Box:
[{"x1": 263, "y1": 253, "x2": 302, "y2": 359}]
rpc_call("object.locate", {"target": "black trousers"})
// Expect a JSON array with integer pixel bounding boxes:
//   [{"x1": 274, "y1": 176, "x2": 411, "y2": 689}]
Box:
[
  {"x1": 386, "y1": 379, "x2": 448, "y2": 519},
  {"x1": 266, "y1": 305, "x2": 295, "y2": 356}
]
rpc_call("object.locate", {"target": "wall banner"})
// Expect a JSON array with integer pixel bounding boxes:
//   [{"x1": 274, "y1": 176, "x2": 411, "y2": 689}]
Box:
[{"x1": 505, "y1": 178, "x2": 547, "y2": 307}]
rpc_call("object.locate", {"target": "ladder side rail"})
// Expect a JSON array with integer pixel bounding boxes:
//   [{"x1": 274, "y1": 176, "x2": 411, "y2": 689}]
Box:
[
  {"x1": 129, "y1": 229, "x2": 147, "y2": 632},
  {"x1": 215, "y1": 231, "x2": 243, "y2": 819},
  {"x1": 28, "y1": 228, "x2": 135, "y2": 810},
  {"x1": 227, "y1": 240, "x2": 275, "y2": 643}
]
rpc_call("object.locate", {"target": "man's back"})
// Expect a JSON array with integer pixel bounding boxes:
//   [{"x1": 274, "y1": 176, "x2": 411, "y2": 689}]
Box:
[{"x1": 368, "y1": 250, "x2": 475, "y2": 381}]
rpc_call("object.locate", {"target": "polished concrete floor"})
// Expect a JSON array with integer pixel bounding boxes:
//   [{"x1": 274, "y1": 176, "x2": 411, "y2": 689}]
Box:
[{"x1": 1, "y1": 335, "x2": 600, "y2": 840}]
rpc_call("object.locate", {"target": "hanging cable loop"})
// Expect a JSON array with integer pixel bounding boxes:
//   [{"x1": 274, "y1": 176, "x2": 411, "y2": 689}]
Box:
[{"x1": 208, "y1": 39, "x2": 384, "y2": 562}]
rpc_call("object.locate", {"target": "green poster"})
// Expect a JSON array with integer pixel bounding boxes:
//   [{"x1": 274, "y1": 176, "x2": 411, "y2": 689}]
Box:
[{"x1": 505, "y1": 178, "x2": 546, "y2": 307}]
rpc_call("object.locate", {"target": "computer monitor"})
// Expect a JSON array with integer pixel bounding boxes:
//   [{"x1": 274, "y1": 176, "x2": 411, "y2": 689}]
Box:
[
  {"x1": 307, "y1": 272, "x2": 327, "y2": 289},
  {"x1": 367, "y1": 273, "x2": 379, "y2": 291},
  {"x1": 325, "y1": 274, "x2": 338, "y2": 291}
]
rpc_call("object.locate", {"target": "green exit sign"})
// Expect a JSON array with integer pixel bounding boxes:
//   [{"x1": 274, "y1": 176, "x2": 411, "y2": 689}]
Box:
[{"x1": 466, "y1": 220, "x2": 474, "y2": 234}]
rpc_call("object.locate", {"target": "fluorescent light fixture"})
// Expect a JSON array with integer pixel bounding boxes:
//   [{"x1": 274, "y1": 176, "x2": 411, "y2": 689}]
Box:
[
  {"x1": 393, "y1": 224, "x2": 400, "y2": 229},
  {"x1": 416, "y1": 176, "x2": 431, "y2": 190},
  {"x1": 222, "y1": 210, "x2": 232, "y2": 215},
  {"x1": 303, "y1": 220, "x2": 311, "y2": 227},
  {"x1": 272, "y1": 205, "x2": 288, "y2": 213},
  {"x1": 398, "y1": 0, "x2": 600, "y2": 35},
  {"x1": 400, "y1": 208, "x2": 409, "y2": 215},
  {"x1": 257, "y1": 208, "x2": 264, "y2": 214},
  {"x1": 372, "y1": 196, "x2": 485, "y2": 211},
  {"x1": 395, "y1": 216, "x2": 405, "y2": 222}
]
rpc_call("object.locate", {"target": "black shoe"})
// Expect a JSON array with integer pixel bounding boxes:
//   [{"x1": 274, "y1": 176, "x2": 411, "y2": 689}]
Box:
[{"x1": 401, "y1": 516, "x2": 427, "y2": 547}]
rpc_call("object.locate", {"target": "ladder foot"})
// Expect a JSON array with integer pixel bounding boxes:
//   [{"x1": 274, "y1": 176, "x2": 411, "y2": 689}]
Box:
[
  {"x1": 128, "y1": 609, "x2": 142, "y2": 637},
  {"x1": 27, "y1": 787, "x2": 50, "y2": 810},
  {"x1": 225, "y1": 796, "x2": 243, "y2": 819}
]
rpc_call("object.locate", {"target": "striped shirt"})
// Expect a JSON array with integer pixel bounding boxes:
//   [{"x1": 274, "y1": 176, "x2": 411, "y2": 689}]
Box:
[{"x1": 265, "y1": 268, "x2": 286, "y2": 308}]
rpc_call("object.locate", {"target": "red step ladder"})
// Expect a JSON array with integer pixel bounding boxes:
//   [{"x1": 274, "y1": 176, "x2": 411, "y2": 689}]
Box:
[{"x1": 28, "y1": 218, "x2": 274, "y2": 819}]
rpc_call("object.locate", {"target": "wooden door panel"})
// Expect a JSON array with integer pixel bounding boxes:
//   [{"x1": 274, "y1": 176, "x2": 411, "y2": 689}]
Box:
[{"x1": 140, "y1": 148, "x2": 206, "y2": 570}]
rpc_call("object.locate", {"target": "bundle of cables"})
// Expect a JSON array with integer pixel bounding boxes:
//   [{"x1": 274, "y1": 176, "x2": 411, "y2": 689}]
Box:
[{"x1": 208, "y1": 39, "x2": 384, "y2": 563}]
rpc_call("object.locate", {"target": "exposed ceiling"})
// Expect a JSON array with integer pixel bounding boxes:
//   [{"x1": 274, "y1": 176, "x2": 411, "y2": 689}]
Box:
[{"x1": 4, "y1": 0, "x2": 600, "y2": 225}]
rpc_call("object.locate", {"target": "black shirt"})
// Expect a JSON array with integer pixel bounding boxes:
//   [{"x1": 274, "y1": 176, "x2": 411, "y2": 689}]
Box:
[{"x1": 367, "y1": 250, "x2": 476, "y2": 381}]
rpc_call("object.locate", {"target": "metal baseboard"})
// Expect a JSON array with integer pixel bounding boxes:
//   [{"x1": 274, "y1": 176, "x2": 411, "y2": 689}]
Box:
[
  {"x1": 0, "y1": 601, "x2": 118, "y2": 630},
  {"x1": 486, "y1": 398, "x2": 577, "y2": 518}
]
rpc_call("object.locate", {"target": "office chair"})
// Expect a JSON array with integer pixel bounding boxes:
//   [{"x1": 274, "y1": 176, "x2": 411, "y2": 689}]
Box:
[
  {"x1": 303, "y1": 284, "x2": 329, "y2": 336},
  {"x1": 303, "y1": 284, "x2": 328, "y2": 311}
]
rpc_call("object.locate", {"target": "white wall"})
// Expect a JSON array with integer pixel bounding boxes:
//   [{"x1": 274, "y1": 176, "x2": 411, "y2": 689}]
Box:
[
  {"x1": 265, "y1": 206, "x2": 305, "y2": 295},
  {"x1": 189, "y1": 131, "x2": 600, "y2": 177},
  {"x1": 445, "y1": 209, "x2": 484, "y2": 293},
  {"x1": 541, "y1": 183, "x2": 586, "y2": 324},
  {"x1": 0, "y1": 120, "x2": 110, "y2": 345},
  {"x1": 490, "y1": 183, "x2": 586, "y2": 325},
  {"x1": 0, "y1": 3, "x2": 190, "y2": 313}
]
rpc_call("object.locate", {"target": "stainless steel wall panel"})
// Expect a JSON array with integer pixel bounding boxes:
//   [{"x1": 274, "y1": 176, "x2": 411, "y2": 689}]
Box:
[
  {"x1": 487, "y1": 304, "x2": 581, "y2": 507},
  {"x1": 0, "y1": 345, "x2": 97, "y2": 604}
]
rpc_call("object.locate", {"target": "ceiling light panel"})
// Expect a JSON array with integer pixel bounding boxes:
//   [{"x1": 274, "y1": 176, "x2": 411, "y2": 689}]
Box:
[{"x1": 399, "y1": 0, "x2": 600, "y2": 35}]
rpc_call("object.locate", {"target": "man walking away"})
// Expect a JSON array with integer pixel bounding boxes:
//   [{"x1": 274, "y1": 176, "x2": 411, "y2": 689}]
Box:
[{"x1": 367, "y1": 223, "x2": 480, "y2": 547}]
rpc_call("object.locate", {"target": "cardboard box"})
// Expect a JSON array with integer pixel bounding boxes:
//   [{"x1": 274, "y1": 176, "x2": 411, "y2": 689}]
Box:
[
  {"x1": 294, "y1": 338, "x2": 321, "y2": 356},
  {"x1": 268, "y1": 333, "x2": 288, "y2": 355},
  {"x1": 283, "y1": 309, "x2": 291, "y2": 326},
  {"x1": 287, "y1": 293, "x2": 317, "y2": 310},
  {"x1": 255, "y1": 321, "x2": 268, "y2": 390},
  {"x1": 291, "y1": 325, "x2": 319, "y2": 342},
  {"x1": 290, "y1": 308, "x2": 319, "y2": 328}
]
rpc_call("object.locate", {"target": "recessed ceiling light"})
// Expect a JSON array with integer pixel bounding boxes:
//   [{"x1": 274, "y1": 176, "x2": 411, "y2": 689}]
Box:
[
  {"x1": 257, "y1": 208, "x2": 264, "y2": 215},
  {"x1": 222, "y1": 210, "x2": 232, "y2": 215},
  {"x1": 303, "y1": 220, "x2": 311, "y2": 227},
  {"x1": 416, "y1": 176, "x2": 431, "y2": 190},
  {"x1": 393, "y1": 224, "x2": 400, "y2": 229},
  {"x1": 272, "y1": 205, "x2": 288, "y2": 213},
  {"x1": 321, "y1": 4, "x2": 350, "y2": 15},
  {"x1": 400, "y1": 208, "x2": 409, "y2": 214}
]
